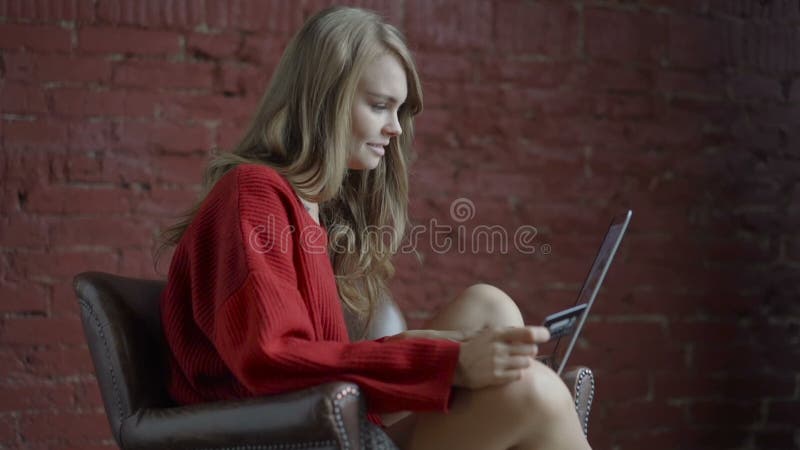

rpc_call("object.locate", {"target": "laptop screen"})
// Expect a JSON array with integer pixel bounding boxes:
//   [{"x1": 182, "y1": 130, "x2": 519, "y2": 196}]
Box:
[{"x1": 552, "y1": 210, "x2": 632, "y2": 375}]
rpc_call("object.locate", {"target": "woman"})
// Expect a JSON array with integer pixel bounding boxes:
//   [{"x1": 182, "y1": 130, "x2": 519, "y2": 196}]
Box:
[{"x1": 157, "y1": 6, "x2": 591, "y2": 450}]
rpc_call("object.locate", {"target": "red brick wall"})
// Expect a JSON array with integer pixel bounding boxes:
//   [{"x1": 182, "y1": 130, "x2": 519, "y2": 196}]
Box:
[{"x1": 1, "y1": 0, "x2": 798, "y2": 449}]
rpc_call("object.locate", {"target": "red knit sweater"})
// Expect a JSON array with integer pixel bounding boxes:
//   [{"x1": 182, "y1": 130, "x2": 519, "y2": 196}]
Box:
[{"x1": 160, "y1": 164, "x2": 460, "y2": 414}]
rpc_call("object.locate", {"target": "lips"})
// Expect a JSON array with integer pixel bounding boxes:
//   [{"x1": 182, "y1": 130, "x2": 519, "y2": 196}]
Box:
[{"x1": 366, "y1": 143, "x2": 386, "y2": 156}]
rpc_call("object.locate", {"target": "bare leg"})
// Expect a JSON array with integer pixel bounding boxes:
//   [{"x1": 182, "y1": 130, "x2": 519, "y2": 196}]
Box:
[{"x1": 386, "y1": 284, "x2": 591, "y2": 450}]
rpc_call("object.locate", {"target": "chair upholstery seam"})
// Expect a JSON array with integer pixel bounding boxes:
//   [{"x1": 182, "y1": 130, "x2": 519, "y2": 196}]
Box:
[{"x1": 78, "y1": 299, "x2": 126, "y2": 434}]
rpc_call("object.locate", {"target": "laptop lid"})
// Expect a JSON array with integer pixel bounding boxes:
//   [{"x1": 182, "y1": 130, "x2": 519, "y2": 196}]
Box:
[{"x1": 554, "y1": 210, "x2": 632, "y2": 375}]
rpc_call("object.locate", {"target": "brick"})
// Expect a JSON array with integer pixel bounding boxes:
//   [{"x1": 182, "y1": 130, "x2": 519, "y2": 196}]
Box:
[
  {"x1": 608, "y1": 428, "x2": 749, "y2": 450},
  {"x1": 113, "y1": 60, "x2": 215, "y2": 90},
  {"x1": 152, "y1": 154, "x2": 207, "y2": 184},
  {"x1": 304, "y1": 0, "x2": 404, "y2": 27},
  {"x1": 0, "y1": 23, "x2": 72, "y2": 51},
  {"x1": 96, "y1": 0, "x2": 205, "y2": 29},
  {"x1": 594, "y1": 369, "x2": 650, "y2": 402},
  {"x1": 18, "y1": 411, "x2": 111, "y2": 441},
  {"x1": 13, "y1": 347, "x2": 94, "y2": 378},
  {"x1": 4, "y1": 52, "x2": 112, "y2": 84},
  {"x1": 655, "y1": 69, "x2": 727, "y2": 98},
  {"x1": 0, "y1": 84, "x2": 49, "y2": 114},
  {"x1": 594, "y1": 93, "x2": 654, "y2": 120},
  {"x1": 0, "y1": 282, "x2": 48, "y2": 314},
  {"x1": 0, "y1": 416, "x2": 15, "y2": 446},
  {"x1": 187, "y1": 31, "x2": 242, "y2": 59},
  {"x1": 670, "y1": 321, "x2": 743, "y2": 344},
  {"x1": 480, "y1": 59, "x2": 578, "y2": 87},
  {"x1": 726, "y1": 22, "x2": 800, "y2": 73},
  {"x1": 768, "y1": 400, "x2": 800, "y2": 425},
  {"x1": 119, "y1": 248, "x2": 161, "y2": 279},
  {"x1": 78, "y1": 27, "x2": 180, "y2": 55},
  {"x1": 406, "y1": 0, "x2": 492, "y2": 51},
  {"x1": 730, "y1": 72, "x2": 785, "y2": 101},
  {"x1": 0, "y1": 384, "x2": 74, "y2": 412},
  {"x1": 67, "y1": 120, "x2": 113, "y2": 151},
  {"x1": 35, "y1": 54, "x2": 112, "y2": 84},
  {"x1": 24, "y1": 185, "x2": 134, "y2": 214},
  {"x1": 51, "y1": 280, "x2": 82, "y2": 317},
  {"x1": 7, "y1": 250, "x2": 118, "y2": 280},
  {"x1": 113, "y1": 121, "x2": 214, "y2": 154},
  {"x1": 3, "y1": 119, "x2": 69, "y2": 149},
  {"x1": 216, "y1": 123, "x2": 247, "y2": 151},
  {"x1": 581, "y1": 63, "x2": 655, "y2": 93},
  {"x1": 495, "y1": 1, "x2": 579, "y2": 57},
  {"x1": 599, "y1": 400, "x2": 685, "y2": 430},
  {"x1": 0, "y1": 316, "x2": 85, "y2": 346},
  {"x1": 409, "y1": 52, "x2": 475, "y2": 82},
  {"x1": 205, "y1": 0, "x2": 303, "y2": 33},
  {"x1": 754, "y1": 430, "x2": 798, "y2": 450},
  {"x1": 133, "y1": 186, "x2": 199, "y2": 216},
  {"x1": 668, "y1": 15, "x2": 727, "y2": 69},
  {"x1": 690, "y1": 400, "x2": 761, "y2": 426},
  {"x1": 61, "y1": 150, "x2": 155, "y2": 185},
  {"x1": 238, "y1": 33, "x2": 289, "y2": 67},
  {"x1": 585, "y1": 8, "x2": 667, "y2": 63},
  {"x1": 0, "y1": 215, "x2": 49, "y2": 248},
  {"x1": 50, "y1": 88, "x2": 159, "y2": 117},
  {"x1": 159, "y1": 93, "x2": 257, "y2": 123},
  {"x1": 218, "y1": 62, "x2": 267, "y2": 97},
  {"x1": 50, "y1": 216, "x2": 154, "y2": 248},
  {"x1": 0, "y1": 0, "x2": 95, "y2": 22}
]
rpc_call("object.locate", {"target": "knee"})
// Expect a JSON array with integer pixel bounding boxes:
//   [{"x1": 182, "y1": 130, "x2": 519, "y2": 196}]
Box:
[
  {"x1": 509, "y1": 360, "x2": 575, "y2": 420},
  {"x1": 457, "y1": 284, "x2": 523, "y2": 326}
]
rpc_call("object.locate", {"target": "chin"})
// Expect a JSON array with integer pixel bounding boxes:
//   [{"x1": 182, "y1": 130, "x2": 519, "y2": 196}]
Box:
[{"x1": 348, "y1": 156, "x2": 381, "y2": 171}]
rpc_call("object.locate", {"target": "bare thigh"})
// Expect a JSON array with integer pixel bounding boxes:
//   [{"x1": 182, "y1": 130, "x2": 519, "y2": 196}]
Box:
[
  {"x1": 383, "y1": 284, "x2": 589, "y2": 450},
  {"x1": 385, "y1": 284, "x2": 520, "y2": 447}
]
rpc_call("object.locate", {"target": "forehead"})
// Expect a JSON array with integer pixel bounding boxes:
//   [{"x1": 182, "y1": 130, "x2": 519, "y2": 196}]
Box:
[{"x1": 358, "y1": 53, "x2": 408, "y2": 102}]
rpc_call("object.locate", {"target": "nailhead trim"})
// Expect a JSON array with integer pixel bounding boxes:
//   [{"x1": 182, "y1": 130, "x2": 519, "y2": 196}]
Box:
[
  {"x1": 332, "y1": 385, "x2": 359, "y2": 450},
  {"x1": 573, "y1": 368, "x2": 595, "y2": 436}
]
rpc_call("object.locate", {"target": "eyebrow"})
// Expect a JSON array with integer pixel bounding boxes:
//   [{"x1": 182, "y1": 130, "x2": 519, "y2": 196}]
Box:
[{"x1": 366, "y1": 91, "x2": 405, "y2": 104}]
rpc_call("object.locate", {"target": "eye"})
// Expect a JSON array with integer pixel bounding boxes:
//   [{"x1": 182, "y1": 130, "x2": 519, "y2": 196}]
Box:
[{"x1": 371, "y1": 104, "x2": 388, "y2": 111}]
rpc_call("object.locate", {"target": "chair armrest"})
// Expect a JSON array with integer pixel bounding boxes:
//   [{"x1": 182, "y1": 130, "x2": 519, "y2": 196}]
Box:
[
  {"x1": 561, "y1": 367, "x2": 595, "y2": 436},
  {"x1": 121, "y1": 381, "x2": 363, "y2": 450}
]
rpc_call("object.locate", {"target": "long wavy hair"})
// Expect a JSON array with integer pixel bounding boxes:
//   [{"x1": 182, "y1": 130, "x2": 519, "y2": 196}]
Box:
[{"x1": 155, "y1": 6, "x2": 422, "y2": 332}]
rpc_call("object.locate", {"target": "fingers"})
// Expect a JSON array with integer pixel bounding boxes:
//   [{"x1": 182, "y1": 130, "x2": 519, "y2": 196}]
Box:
[
  {"x1": 492, "y1": 326, "x2": 551, "y2": 344},
  {"x1": 491, "y1": 357, "x2": 532, "y2": 384},
  {"x1": 507, "y1": 343, "x2": 538, "y2": 357}
]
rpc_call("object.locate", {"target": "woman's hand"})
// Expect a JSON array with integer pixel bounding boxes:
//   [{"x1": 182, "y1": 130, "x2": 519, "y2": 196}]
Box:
[{"x1": 453, "y1": 326, "x2": 551, "y2": 389}]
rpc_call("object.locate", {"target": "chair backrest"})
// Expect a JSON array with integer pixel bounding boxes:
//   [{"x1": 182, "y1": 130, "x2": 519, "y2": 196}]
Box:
[
  {"x1": 74, "y1": 271, "x2": 409, "y2": 444},
  {"x1": 74, "y1": 272, "x2": 173, "y2": 444}
]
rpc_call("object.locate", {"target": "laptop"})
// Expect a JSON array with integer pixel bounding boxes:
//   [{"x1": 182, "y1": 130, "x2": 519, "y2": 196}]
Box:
[{"x1": 548, "y1": 210, "x2": 632, "y2": 376}]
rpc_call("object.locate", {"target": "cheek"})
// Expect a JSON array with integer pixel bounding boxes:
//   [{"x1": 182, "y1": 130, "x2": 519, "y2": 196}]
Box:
[{"x1": 352, "y1": 105, "x2": 375, "y2": 140}]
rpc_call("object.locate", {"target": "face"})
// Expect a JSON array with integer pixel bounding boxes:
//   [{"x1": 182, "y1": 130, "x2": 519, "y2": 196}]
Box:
[{"x1": 348, "y1": 52, "x2": 408, "y2": 171}]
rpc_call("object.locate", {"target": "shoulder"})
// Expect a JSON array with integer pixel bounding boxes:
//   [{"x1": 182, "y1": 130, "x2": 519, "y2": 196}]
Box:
[
  {"x1": 217, "y1": 164, "x2": 301, "y2": 225},
  {"x1": 226, "y1": 164, "x2": 293, "y2": 193},
  {"x1": 208, "y1": 164, "x2": 296, "y2": 205}
]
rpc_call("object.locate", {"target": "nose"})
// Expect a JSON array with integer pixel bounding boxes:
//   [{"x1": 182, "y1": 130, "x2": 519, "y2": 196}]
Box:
[{"x1": 383, "y1": 114, "x2": 402, "y2": 137}]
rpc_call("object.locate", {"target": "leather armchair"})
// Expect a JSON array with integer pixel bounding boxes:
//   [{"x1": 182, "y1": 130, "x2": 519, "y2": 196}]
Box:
[{"x1": 74, "y1": 271, "x2": 595, "y2": 449}]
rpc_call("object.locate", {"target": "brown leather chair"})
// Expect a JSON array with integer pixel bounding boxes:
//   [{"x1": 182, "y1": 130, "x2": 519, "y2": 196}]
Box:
[{"x1": 74, "y1": 271, "x2": 595, "y2": 449}]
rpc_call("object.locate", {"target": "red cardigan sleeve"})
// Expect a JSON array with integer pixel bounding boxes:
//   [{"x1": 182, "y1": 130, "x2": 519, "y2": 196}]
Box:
[{"x1": 187, "y1": 165, "x2": 460, "y2": 413}]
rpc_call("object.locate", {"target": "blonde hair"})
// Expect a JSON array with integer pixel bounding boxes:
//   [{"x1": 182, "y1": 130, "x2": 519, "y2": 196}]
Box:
[{"x1": 156, "y1": 6, "x2": 422, "y2": 333}]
